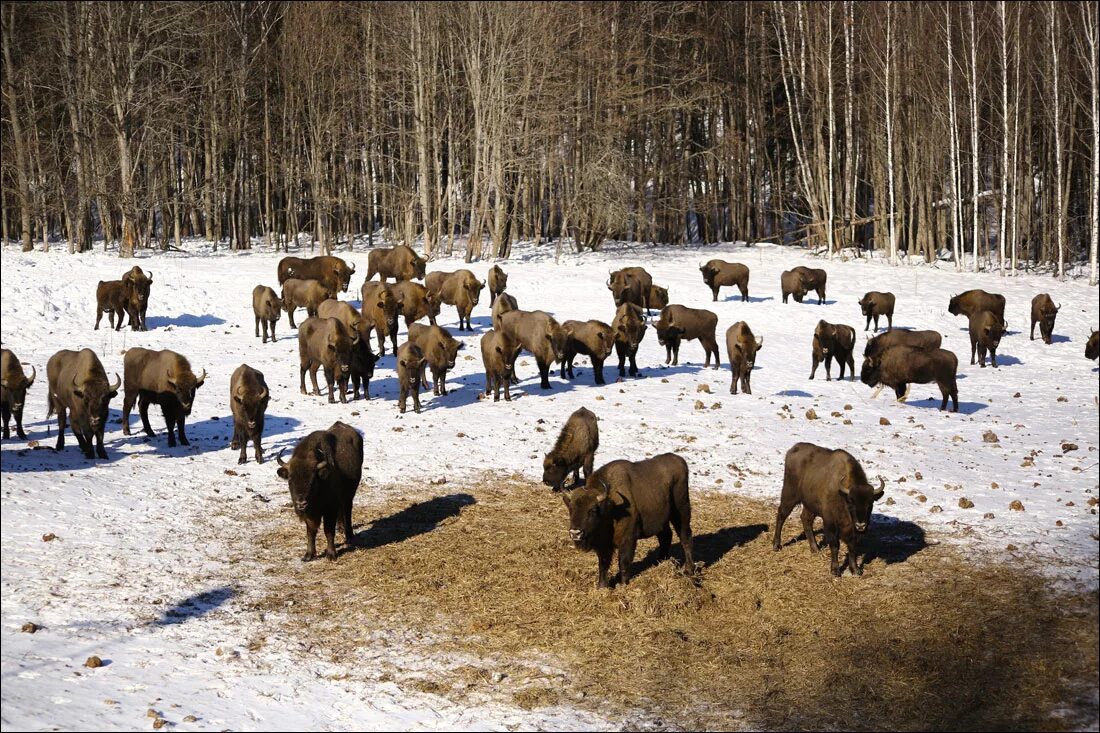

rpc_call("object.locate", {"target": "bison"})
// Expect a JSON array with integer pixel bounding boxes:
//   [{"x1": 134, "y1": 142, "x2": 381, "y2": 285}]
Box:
[
  {"x1": 252, "y1": 285, "x2": 283, "y2": 343},
  {"x1": 94, "y1": 279, "x2": 133, "y2": 331},
  {"x1": 349, "y1": 338, "x2": 379, "y2": 401},
  {"x1": 499, "y1": 310, "x2": 568, "y2": 389},
  {"x1": 611, "y1": 303, "x2": 647, "y2": 378},
  {"x1": 562, "y1": 453, "x2": 694, "y2": 588},
  {"x1": 654, "y1": 305, "x2": 720, "y2": 368},
  {"x1": 810, "y1": 320, "x2": 856, "y2": 381},
  {"x1": 297, "y1": 317, "x2": 354, "y2": 403},
  {"x1": 425, "y1": 269, "x2": 484, "y2": 331},
  {"x1": 1088, "y1": 331, "x2": 1100, "y2": 360},
  {"x1": 1, "y1": 349, "x2": 35, "y2": 440},
  {"x1": 700, "y1": 260, "x2": 750, "y2": 302},
  {"x1": 968, "y1": 310, "x2": 1007, "y2": 368},
  {"x1": 229, "y1": 364, "x2": 269, "y2": 464},
  {"x1": 948, "y1": 289, "x2": 1006, "y2": 320},
  {"x1": 121, "y1": 266, "x2": 152, "y2": 330},
  {"x1": 408, "y1": 323, "x2": 462, "y2": 396},
  {"x1": 488, "y1": 265, "x2": 508, "y2": 307},
  {"x1": 607, "y1": 267, "x2": 654, "y2": 312},
  {"x1": 121, "y1": 348, "x2": 207, "y2": 447},
  {"x1": 360, "y1": 281, "x2": 399, "y2": 355},
  {"x1": 861, "y1": 346, "x2": 959, "y2": 411},
  {"x1": 391, "y1": 280, "x2": 440, "y2": 328},
  {"x1": 396, "y1": 341, "x2": 426, "y2": 414},
  {"x1": 317, "y1": 299, "x2": 367, "y2": 345},
  {"x1": 276, "y1": 421, "x2": 363, "y2": 561},
  {"x1": 560, "y1": 320, "x2": 614, "y2": 385},
  {"x1": 491, "y1": 292, "x2": 518, "y2": 331},
  {"x1": 542, "y1": 407, "x2": 599, "y2": 491},
  {"x1": 281, "y1": 278, "x2": 336, "y2": 328},
  {"x1": 858, "y1": 291, "x2": 895, "y2": 332},
  {"x1": 864, "y1": 329, "x2": 942, "y2": 360},
  {"x1": 648, "y1": 284, "x2": 670, "y2": 311},
  {"x1": 725, "y1": 321, "x2": 762, "y2": 395},
  {"x1": 794, "y1": 266, "x2": 827, "y2": 304},
  {"x1": 1030, "y1": 294, "x2": 1059, "y2": 344},
  {"x1": 366, "y1": 245, "x2": 426, "y2": 283},
  {"x1": 277, "y1": 255, "x2": 355, "y2": 293},
  {"x1": 480, "y1": 329, "x2": 521, "y2": 402},
  {"x1": 773, "y1": 442, "x2": 885, "y2": 577},
  {"x1": 780, "y1": 269, "x2": 805, "y2": 304},
  {"x1": 46, "y1": 348, "x2": 119, "y2": 459}
]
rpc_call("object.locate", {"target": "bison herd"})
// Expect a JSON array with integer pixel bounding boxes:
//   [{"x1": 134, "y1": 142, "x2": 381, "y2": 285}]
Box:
[{"x1": 1, "y1": 248, "x2": 1098, "y2": 584}]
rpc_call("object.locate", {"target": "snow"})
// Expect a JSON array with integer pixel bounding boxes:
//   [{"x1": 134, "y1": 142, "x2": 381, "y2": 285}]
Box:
[{"x1": 2, "y1": 238, "x2": 1098, "y2": 729}]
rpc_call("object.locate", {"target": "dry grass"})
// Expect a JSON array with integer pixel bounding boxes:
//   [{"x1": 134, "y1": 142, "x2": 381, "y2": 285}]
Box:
[{"x1": 254, "y1": 476, "x2": 1098, "y2": 730}]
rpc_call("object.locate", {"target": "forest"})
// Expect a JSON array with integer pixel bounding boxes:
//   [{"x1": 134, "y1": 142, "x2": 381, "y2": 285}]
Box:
[{"x1": 1, "y1": 1, "x2": 1097, "y2": 283}]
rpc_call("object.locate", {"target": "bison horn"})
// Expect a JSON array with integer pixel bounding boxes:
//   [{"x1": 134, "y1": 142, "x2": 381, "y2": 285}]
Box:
[
  {"x1": 877, "y1": 477, "x2": 886, "y2": 492},
  {"x1": 26, "y1": 365, "x2": 36, "y2": 386},
  {"x1": 109, "y1": 372, "x2": 121, "y2": 392},
  {"x1": 259, "y1": 386, "x2": 268, "y2": 401},
  {"x1": 197, "y1": 368, "x2": 207, "y2": 386},
  {"x1": 755, "y1": 336, "x2": 763, "y2": 350},
  {"x1": 146, "y1": 270, "x2": 153, "y2": 282},
  {"x1": 349, "y1": 262, "x2": 356, "y2": 273},
  {"x1": 276, "y1": 448, "x2": 287, "y2": 467},
  {"x1": 597, "y1": 478, "x2": 611, "y2": 502}
]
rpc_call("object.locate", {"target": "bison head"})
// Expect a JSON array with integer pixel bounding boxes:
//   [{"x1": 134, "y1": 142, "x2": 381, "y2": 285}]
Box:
[
  {"x1": 561, "y1": 480, "x2": 612, "y2": 551},
  {"x1": 327, "y1": 330, "x2": 352, "y2": 377},
  {"x1": 859, "y1": 356, "x2": 881, "y2": 387},
  {"x1": 426, "y1": 292, "x2": 442, "y2": 322},
  {"x1": 1, "y1": 364, "x2": 35, "y2": 413},
  {"x1": 734, "y1": 333, "x2": 762, "y2": 370},
  {"x1": 352, "y1": 341, "x2": 379, "y2": 380},
  {"x1": 649, "y1": 285, "x2": 669, "y2": 310},
  {"x1": 166, "y1": 367, "x2": 206, "y2": 414},
  {"x1": 233, "y1": 382, "x2": 269, "y2": 432},
  {"x1": 654, "y1": 311, "x2": 681, "y2": 347},
  {"x1": 858, "y1": 294, "x2": 872, "y2": 316},
  {"x1": 399, "y1": 344, "x2": 426, "y2": 376},
  {"x1": 276, "y1": 436, "x2": 335, "y2": 515},
  {"x1": 72, "y1": 372, "x2": 121, "y2": 432},
  {"x1": 840, "y1": 476, "x2": 885, "y2": 534},
  {"x1": 413, "y1": 256, "x2": 427, "y2": 280},
  {"x1": 699, "y1": 262, "x2": 716, "y2": 285},
  {"x1": 467, "y1": 279, "x2": 485, "y2": 307},
  {"x1": 1087, "y1": 331, "x2": 1100, "y2": 361},
  {"x1": 983, "y1": 318, "x2": 1007, "y2": 350},
  {"x1": 947, "y1": 294, "x2": 961, "y2": 316},
  {"x1": 542, "y1": 455, "x2": 573, "y2": 491},
  {"x1": 547, "y1": 323, "x2": 569, "y2": 362},
  {"x1": 814, "y1": 321, "x2": 836, "y2": 353}
]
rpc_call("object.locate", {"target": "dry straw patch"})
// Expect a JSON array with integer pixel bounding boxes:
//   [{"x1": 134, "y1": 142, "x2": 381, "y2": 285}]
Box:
[{"x1": 255, "y1": 476, "x2": 1098, "y2": 730}]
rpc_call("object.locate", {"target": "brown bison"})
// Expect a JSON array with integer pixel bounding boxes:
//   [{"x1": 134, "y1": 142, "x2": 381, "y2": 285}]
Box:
[
  {"x1": 948, "y1": 289, "x2": 1006, "y2": 320},
  {"x1": 1, "y1": 349, "x2": 35, "y2": 440},
  {"x1": 542, "y1": 407, "x2": 599, "y2": 490},
  {"x1": 252, "y1": 285, "x2": 283, "y2": 343},
  {"x1": 1030, "y1": 294, "x2": 1059, "y2": 344},
  {"x1": 366, "y1": 245, "x2": 426, "y2": 283},
  {"x1": 488, "y1": 265, "x2": 508, "y2": 307},
  {"x1": 773, "y1": 442, "x2": 885, "y2": 577},
  {"x1": 491, "y1": 292, "x2": 518, "y2": 331},
  {"x1": 612, "y1": 303, "x2": 647, "y2": 378},
  {"x1": 499, "y1": 310, "x2": 568, "y2": 389},
  {"x1": 276, "y1": 421, "x2": 363, "y2": 561},
  {"x1": 281, "y1": 278, "x2": 336, "y2": 328},
  {"x1": 425, "y1": 269, "x2": 484, "y2": 331},
  {"x1": 396, "y1": 341, "x2": 426, "y2": 414},
  {"x1": 607, "y1": 267, "x2": 654, "y2": 312},
  {"x1": 391, "y1": 280, "x2": 441, "y2": 328},
  {"x1": 229, "y1": 364, "x2": 269, "y2": 464},
  {"x1": 349, "y1": 338, "x2": 379, "y2": 401},
  {"x1": 793, "y1": 266, "x2": 828, "y2": 304},
  {"x1": 94, "y1": 279, "x2": 133, "y2": 331},
  {"x1": 861, "y1": 346, "x2": 959, "y2": 411},
  {"x1": 858, "y1": 291, "x2": 896, "y2": 332},
  {"x1": 562, "y1": 453, "x2": 694, "y2": 588},
  {"x1": 725, "y1": 321, "x2": 762, "y2": 395},
  {"x1": 46, "y1": 348, "x2": 119, "y2": 459},
  {"x1": 121, "y1": 348, "x2": 207, "y2": 447},
  {"x1": 277, "y1": 255, "x2": 355, "y2": 293},
  {"x1": 864, "y1": 329, "x2": 942, "y2": 360},
  {"x1": 654, "y1": 305, "x2": 720, "y2": 368},
  {"x1": 408, "y1": 323, "x2": 462, "y2": 396},
  {"x1": 560, "y1": 320, "x2": 614, "y2": 385},
  {"x1": 297, "y1": 317, "x2": 354, "y2": 403},
  {"x1": 1088, "y1": 331, "x2": 1100, "y2": 360},
  {"x1": 810, "y1": 320, "x2": 856, "y2": 381},
  {"x1": 360, "y1": 281, "x2": 399, "y2": 355},
  {"x1": 121, "y1": 266, "x2": 152, "y2": 330},
  {"x1": 700, "y1": 260, "x2": 750, "y2": 302},
  {"x1": 968, "y1": 310, "x2": 1007, "y2": 368},
  {"x1": 648, "y1": 284, "x2": 670, "y2": 311},
  {"x1": 780, "y1": 269, "x2": 805, "y2": 304},
  {"x1": 316, "y1": 299, "x2": 366, "y2": 345},
  {"x1": 480, "y1": 329, "x2": 521, "y2": 402}
]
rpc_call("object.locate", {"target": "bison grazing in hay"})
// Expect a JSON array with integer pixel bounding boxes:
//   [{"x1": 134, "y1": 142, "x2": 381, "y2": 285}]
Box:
[{"x1": 542, "y1": 407, "x2": 599, "y2": 491}]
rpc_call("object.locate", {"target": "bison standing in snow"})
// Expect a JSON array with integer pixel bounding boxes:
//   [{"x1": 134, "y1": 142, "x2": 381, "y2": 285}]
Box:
[
  {"x1": 1, "y1": 349, "x2": 35, "y2": 440},
  {"x1": 46, "y1": 348, "x2": 119, "y2": 459},
  {"x1": 122, "y1": 348, "x2": 207, "y2": 447}
]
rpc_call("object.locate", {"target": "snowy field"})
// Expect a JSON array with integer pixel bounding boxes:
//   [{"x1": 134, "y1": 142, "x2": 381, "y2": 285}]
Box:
[{"x1": 2, "y1": 238, "x2": 1098, "y2": 730}]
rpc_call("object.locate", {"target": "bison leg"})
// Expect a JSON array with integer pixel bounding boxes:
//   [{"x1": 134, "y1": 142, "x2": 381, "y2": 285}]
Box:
[
  {"x1": 990, "y1": 348, "x2": 998, "y2": 368},
  {"x1": 175, "y1": 417, "x2": 190, "y2": 446},
  {"x1": 893, "y1": 384, "x2": 908, "y2": 402},
  {"x1": 54, "y1": 405, "x2": 67, "y2": 451},
  {"x1": 730, "y1": 364, "x2": 740, "y2": 395},
  {"x1": 74, "y1": 429, "x2": 94, "y2": 459},
  {"x1": 801, "y1": 511, "x2": 820, "y2": 552},
  {"x1": 95, "y1": 307, "x2": 104, "y2": 330},
  {"x1": 846, "y1": 537, "x2": 863, "y2": 576},
  {"x1": 739, "y1": 284, "x2": 749, "y2": 302},
  {"x1": 342, "y1": 493, "x2": 355, "y2": 548},
  {"x1": 159, "y1": 405, "x2": 177, "y2": 447},
  {"x1": 711, "y1": 285, "x2": 720, "y2": 302},
  {"x1": 13, "y1": 403, "x2": 26, "y2": 440},
  {"x1": 969, "y1": 336, "x2": 977, "y2": 365},
  {"x1": 537, "y1": 358, "x2": 552, "y2": 389},
  {"x1": 628, "y1": 350, "x2": 639, "y2": 377},
  {"x1": 1030, "y1": 320, "x2": 1036, "y2": 340},
  {"x1": 310, "y1": 364, "x2": 322, "y2": 397},
  {"x1": 322, "y1": 366, "x2": 335, "y2": 403},
  {"x1": 1, "y1": 402, "x2": 9, "y2": 439},
  {"x1": 773, "y1": 499, "x2": 798, "y2": 551},
  {"x1": 824, "y1": 354, "x2": 833, "y2": 381},
  {"x1": 846, "y1": 356, "x2": 855, "y2": 380},
  {"x1": 503, "y1": 374, "x2": 512, "y2": 402},
  {"x1": 596, "y1": 547, "x2": 613, "y2": 589},
  {"x1": 887, "y1": 314, "x2": 893, "y2": 331},
  {"x1": 253, "y1": 430, "x2": 264, "y2": 464},
  {"x1": 287, "y1": 308, "x2": 297, "y2": 329},
  {"x1": 236, "y1": 427, "x2": 248, "y2": 464},
  {"x1": 702, "y1": 337, "x2": 720, "y2": 369},
  {"x1": 255, "y1": 315, "x2": 261, "y2": 339},
  {"x1": 656, "y1": 526, "x2": 673, "y2": 560},
  {"x1": 593, "y1": 358, "x2": 605, "y2": 385},
  {"x1": 817, "y1": 289, "x2": 825, "y2": 305},
  {"x1": 824, "y1": 528, "x2": 843, "y2": 576},
  {"x1": 741, "y1": 372, "x2": 752, "y2": 395},
  {"x1": 616, "y1": 534, "x2": 638, "y2": 586},
  {"x1": 865, "y1": 315, "x2": 872, "y2": 332},
  {"x1": 399, "y1": 384, "x2": 408, "y2": 413},
  {"x1": 302, "y1": 518, "x2": 319, "y2": 562},
  {"x1": 138, "y1": 394, "x2": 157, "y2": 437},
  {"x1": 809, "y1": 354, "x2": 819, "y2": 380},
  {"x1": 94, "y1": 424, "x2": 107, "y2": 459},
  {"x1": 269, "y1": 319, "x2": 277, "y2": 342},
  {"x1": 676, "y1": 514, "x2": 694, "y2": 573},
  {"x1": 436, "y1": 367, "x2": 447, "y2": 396}
]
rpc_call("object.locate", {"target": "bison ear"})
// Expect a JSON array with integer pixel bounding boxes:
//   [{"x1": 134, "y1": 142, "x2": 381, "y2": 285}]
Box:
[
  {"x1": 72, "y1": 388, "x2": 85, "y2": 399},
  {"x1": 276, "y1": 466, "x2": 289, "y2": 480}
]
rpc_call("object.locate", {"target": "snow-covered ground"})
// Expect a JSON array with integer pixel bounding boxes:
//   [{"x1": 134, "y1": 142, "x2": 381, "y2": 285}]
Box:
[{"x1": 2, "y1": 238, "x2": 1098, "y2": 730}]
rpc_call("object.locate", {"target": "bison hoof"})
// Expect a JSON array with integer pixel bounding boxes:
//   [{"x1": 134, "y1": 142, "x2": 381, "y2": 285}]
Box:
[
  {"x1": 831, "y1": 564, "x2": 844, "y2": 577},
  {"x1": 230, "y1": 440, "x2": 240, "y2": 450},
  {"x1": 179, "y1": 437, "x2": 189, "y2": 446},
  {"x1": 325, "y1": 551, "x2": 337, "y2": 562},
  {"x1": 238, "y1": 455, "x2": 247, "y2": 465},
  {"x1": 853, "y1": 564, "x2": 864, "y2": 576},
  {"x1": 301, "y1": 552, "x2": 315, "y2": 562}
]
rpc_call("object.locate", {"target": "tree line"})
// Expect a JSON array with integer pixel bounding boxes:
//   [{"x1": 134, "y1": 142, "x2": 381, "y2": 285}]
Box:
[{"x1": 1, "y1": 1, "x2": 1097, "y2": 283}]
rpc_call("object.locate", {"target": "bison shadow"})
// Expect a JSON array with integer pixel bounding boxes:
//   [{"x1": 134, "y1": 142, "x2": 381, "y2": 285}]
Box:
[
  {"x1": 1046, "y1": 333, "x2": 1071, "y2": 344},
  {"x1": 119, "y1": 411, "x2": 303, "y2": 457},
  {"x1": 623, "y1": 522, "x2": 768, "y2": 582},
  {"x1": 861, "y1": 516, "x2": 928, "y2": 566},
  {"x1": 775, "y1": 389, "x2": 814, "y2": 398},
  {"x1": 904, "y1": 396, "x2": 988, "y2": 415},
  {"x1": 146, "y1": 586, "x2": 236, "y2": 627},
  {"x1": 1, "y1": 407, "x2": 132, "y2": 472},
  {"x1": 989, "y1": 354, "x2": 1022, "y2": 367},
  {"x1": 144, "y1": 313, "x2": 227, "y2": 329},
  {"x1": 352, "y1": 493, "x2": 476, "y2": 551}
]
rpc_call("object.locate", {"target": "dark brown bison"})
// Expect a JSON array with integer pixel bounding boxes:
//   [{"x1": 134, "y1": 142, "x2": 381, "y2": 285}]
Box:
[
  {"x1": 780, "y1": 269, "x2": 805, "y2": 304},
  {"x1": 562, "y1": 453, "x2": 694, "y2": 588},
  {"x1": 810, "y1": 320, "x2": 856, "y2": 381},
  {"x1": 480, "y1": 329, "x2": 521, "y2": 402},
  {"x1": 700, "y1": 260, "x2": 750, "y2": 302},
  {"x1": 725, "y1": 321, "x2": 762, "y2": 395},
  {"x1": 349, "y1": 338, "x2": 379, "y2": 401},
  {"x1": 499, "y1": 310, "x2": 568, "y2": 390},
  {"x1": 425, "y1": 269, "x2": 484, "y2": 331},
  {"x1": 276, "y1": 421, "x2": 363, "y2": 561},
  {"x1": 121, "y1": 266, "x2": 152, "y2": 330},
  {"x1": 408, "y1": 323, "x2": 462, "y2": 396},
  {"x1": 360, "y1": 281, "x2": 399, "y2": 355},
  {"x1": 281, "y1": 278, "x2": 336, "y2": 328},
  {"x1": 654, "y1": 305, "x2": 720, "y2": 368},
  {"x1": 858, "y1": 291, "x2": 895, "y2": 332},
  {"x1": 94, "y1": 279, "x2": 133, "y2": 331},
  {"x1": 542, "y1": 407, "x2": 599, "y2": 491},
  {"x1": 366, "y1": 245, "x2": 426, "y2": 283},
  {"x1": 1030, "y1": 294, "x2": 1059, "y2": 344},
  {"x1": 396, "y1": 341, "x2": 426, "y2": 414},
  {"x1": 46, "y1": 348, "x2": 119, "y2": 459},
  {"x1": 1, "y1": 349, "x2": 35, "y2": 440},
  {"x1": 297, "y1": 317, "x2": 354, "y2": 403},
  {"x1": 793, "y1": 266, "x2": 827, "y2": 304},
  {"x1": 229, "y1": 364, "x2": 269, "y2": 464},
  {"x1": 948, "y1": 289, "x2": 1006, "y2": 320},
  {"x1": 968, "y1": 310, "x2": 1007, "y2": 368},
  {"x1": 1088, "y1": 331, "x2": 1100, "y2": 360},
  {"x1": 861, "y1": 346, "x2": 959, "y2": 411},
  {"x1": 607, "y1": 267, "x2": 654, "y2": 312},
  {"x1": 773, "y1": 442, "x2": 885, "y2": 577},
  {"x1": 252, "y1": 285, "x2": 283, "y2": 343},
  {"x1": 121, "y1": 348, "x2": 207, "y2": 447},
  {"x1": 488, "y1": 265, "x2": 508, "y2": 307},
  {"x1": 611, "y1": 303, "x2": 647, "y2": 378},
  {"x1": 863, "y1": 329, "x2": 942, "y2": 360},
  {"x1": 277, "y1": 255, "x2": 355, "y2": 293},
  {"x1": 391, "y1": 280, "x2": 441, "y2": 328},
  {"x1": 560, "y1": 320, "x2": 614, "y2": 385},
  {"x1": 491, "y1": 292, "x2": 518, "y2": 331}
]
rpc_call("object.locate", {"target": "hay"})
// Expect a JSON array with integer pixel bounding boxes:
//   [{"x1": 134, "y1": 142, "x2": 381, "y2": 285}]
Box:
[{"x1": 253, "y1": 477, "x2": 1099, "y2": 730}]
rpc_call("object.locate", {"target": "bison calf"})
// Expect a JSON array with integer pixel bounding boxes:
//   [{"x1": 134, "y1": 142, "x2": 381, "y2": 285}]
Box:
[
  {"x1": 1030, "y1": 294, "x2": 1059, "y2": 344},
  {"x1": 773, "y1": 442, "x2": 885, "y2": 577},
  {"x1": 1, "y1": 349, "x2": 36, "y2": 440},
  {"x1": 562, "y1": 454, "x2": 694, "y2": 588},
  {"x1": 861, "y1": 345, "x2": 959, "y2": 411},
  {"x1": 298, "y1": 317, "x2": 354, "y2": 403},
  {"x1": 542, "y1": 407, "x2": 599, "y2": 490},
  {"x1": 654, "y1": 305, "x2": 720, "y2": 368},
  {"x1": 561, "y1": 320, "x2": 614, "y2": 385},
  {"x1": 968, "y1": 310, "x2": 1007, "y2": 368},
  {"x1": 700, "y1": 260, "x2": 750, "y2": 302},
  {"x1": 810, "y1": 320, "x2": 856, "y2": 381},
  {"x1": 396, "y1": 341, "x2": 426, "y2": 414},
  {"x1": 122, "y1": 348, "x2": 207, "y2": 447},
  {"x1": 480, "y1": 329, "x2": 521, "y2": 402},
  {"x1": 229, "y1": 364, "x2": 269, "y2": 464},
  {"x1": 252, "y1": 285, "x2": 283, "y2": 343},
  {"x1": 276, "y1": 421, "x2": 363, "y2": 561},
  {"x1": 95, "y1": 279, "x2": 132, "y2": 331},
  {"x1": 46, "y1": 349, "x2": 119, "y2": 459},
  {"x1": 281, "y1": 278, "x2": 336, "y2": 329},
  {"x1": 725, "y1": 322, "x2": 762, "y2": 395},
  {"x1": 858, "y1": 291, "x2": 895, "y2": 332}
]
